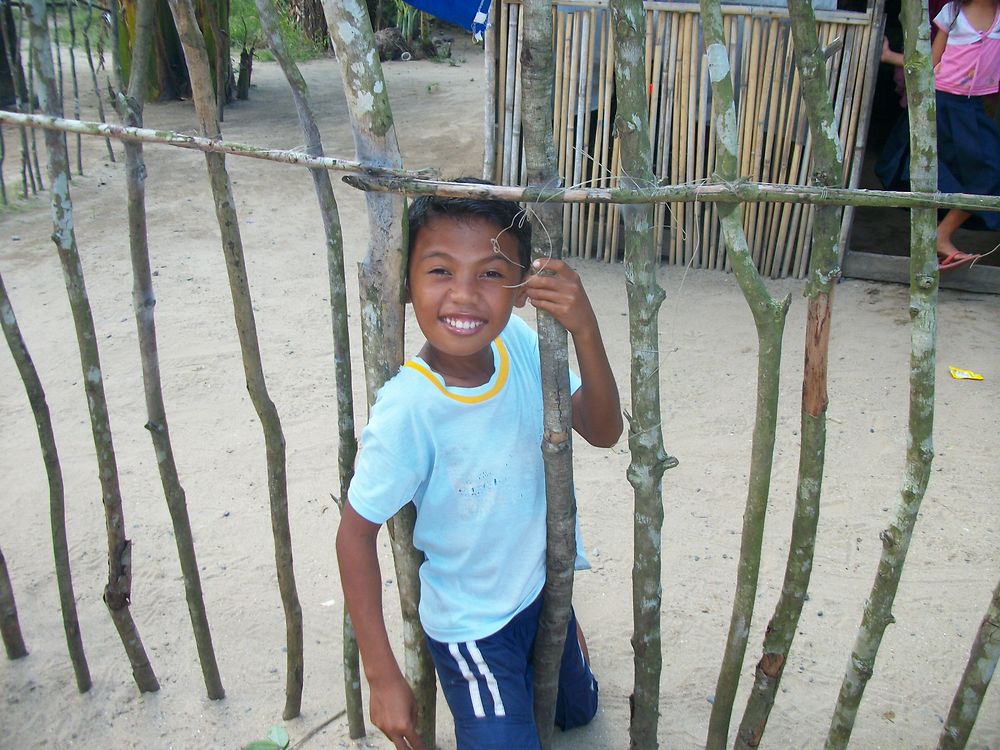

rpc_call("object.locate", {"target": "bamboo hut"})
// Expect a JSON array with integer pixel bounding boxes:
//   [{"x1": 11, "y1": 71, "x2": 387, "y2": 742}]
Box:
[{"x1": 485, "y1": 0, "x2": 883, "y2": 278}]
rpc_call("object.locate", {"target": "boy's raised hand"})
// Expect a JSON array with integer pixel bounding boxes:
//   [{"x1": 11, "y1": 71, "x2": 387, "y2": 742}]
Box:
[
  {"x1": 523, "y1": 257, "x2": 623, "y2": 448},
  {"x1": 523, "y1": 258, "x2": 599, "y2": 337}
]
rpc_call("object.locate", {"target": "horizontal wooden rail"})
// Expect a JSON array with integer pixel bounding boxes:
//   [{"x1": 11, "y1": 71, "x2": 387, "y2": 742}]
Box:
[{"x1": 5, "y1": 110, "x2": 998, "y2": 213}]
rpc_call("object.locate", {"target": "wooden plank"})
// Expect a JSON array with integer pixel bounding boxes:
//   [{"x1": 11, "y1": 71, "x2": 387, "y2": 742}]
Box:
[{"x1": 843, "y1": 251, "x2": 1000, "y2": 294}]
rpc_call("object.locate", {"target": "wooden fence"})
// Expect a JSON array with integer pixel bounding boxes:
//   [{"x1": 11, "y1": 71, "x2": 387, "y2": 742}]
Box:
[{"x1": 487, "y1": 0, "x2": 882, "y2": 276}]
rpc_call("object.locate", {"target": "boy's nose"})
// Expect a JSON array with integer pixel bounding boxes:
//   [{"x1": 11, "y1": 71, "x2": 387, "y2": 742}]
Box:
[{"x1": 449, "y1": 275, "x2": 478, "y2": 302}]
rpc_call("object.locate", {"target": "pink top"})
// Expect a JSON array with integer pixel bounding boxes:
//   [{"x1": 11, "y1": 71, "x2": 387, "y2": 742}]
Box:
[{"x1": 933, "y1": 2, "x2": 1000, "y2": 96}]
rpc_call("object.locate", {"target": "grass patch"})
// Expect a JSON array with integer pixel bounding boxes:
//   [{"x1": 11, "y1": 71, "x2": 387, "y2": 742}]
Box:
[{"x1": 229, "y1": 0, "x2": 326, "y2": 62}]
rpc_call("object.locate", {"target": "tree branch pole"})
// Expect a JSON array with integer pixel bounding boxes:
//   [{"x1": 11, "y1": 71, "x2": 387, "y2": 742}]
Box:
[
  {"x1": 605, "y1": 0, "x2": 669, "y2": 746},
  {"x1": 82, "y1": 0, "x2": 115, "y2": 162},
  {"x1": 5, "y1": 111, "x2": 1000, "y2": 215},
  {"x1": 255, "y1": 0, "x2": 364, "y2": 736},
  {"x1": 26, "y1": 0, "x2": 159, "y2": 694},
  {"x1": 344, "y1": 171, "x2": 1000, "y2": 212},
  {"x1": 0, "y1": 111, "x2": 436, "y2": 178},
  {"x1": 699, "y1": 0, "x2": 790, "y2": 746},
  {"x1": 112, "y1": 0, "x2": 224, "y2": 701},
  {"x1": 937, "y1": 578, "x2": 1000, "y2": 750},
  {"x1": 0, "y1": 5, "x2": 38, "y2": 197},
  {"x1": 826, "y1": 0, "x2": 939, "y2": 744},
  {"x1": 0, "y1": 269, "x2": 90, "y2": 689},
  {"x1": 735, "y1": 1, "x2": 845, "y2": 744},
  {"x1": 166, "y1": 0, "x2": 304, "y2": 719},
  {"x1": 63, "y1": 0, "x2": 83, "y2": 175},
  {"x1": 321, "y1": 1, "x2": 435, "y2": 745},
  {"x1": 520, "y1": 0, "x2": 576, "y2": 745},
  {"x1": 0, "y1": 545, "x2": 28, "y2": 659}
]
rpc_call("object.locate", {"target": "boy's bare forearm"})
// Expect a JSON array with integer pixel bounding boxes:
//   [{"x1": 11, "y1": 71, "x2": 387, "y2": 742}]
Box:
[
  {"x1": 572, "y1": 322, "x2": 623, "y2": 448},
  {"x1": 336, "y1": 507, "x2": 404, "y2": 686},
  {"x1": 338, "y1": 504, "x2": 425, "y2": 748}
]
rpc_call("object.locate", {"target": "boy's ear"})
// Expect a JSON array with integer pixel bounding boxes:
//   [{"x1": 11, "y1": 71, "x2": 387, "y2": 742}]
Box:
[
  {"x1": 404, "y1": 280, "x2": 411, "y2": 303},
  {"x1": 513, "y1": 285, "x2": 528, "y2": 308}
]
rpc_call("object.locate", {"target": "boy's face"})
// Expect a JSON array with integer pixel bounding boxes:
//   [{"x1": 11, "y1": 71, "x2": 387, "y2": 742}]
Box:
[{"x1": 407, "y1": 215, "x2": 527, "y2": 377}]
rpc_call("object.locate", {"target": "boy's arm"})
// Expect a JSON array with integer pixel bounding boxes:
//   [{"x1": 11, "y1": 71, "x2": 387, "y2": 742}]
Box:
[
  {"x1": 523, "y1": 258, "x2": 623, "y2": 448},
  {"x1": 336, "y1": 502, "x2": 425, "y2": 750}
]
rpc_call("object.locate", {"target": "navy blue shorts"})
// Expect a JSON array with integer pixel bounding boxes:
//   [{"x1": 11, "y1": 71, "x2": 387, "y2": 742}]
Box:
[{"x1": 426, "y1": 596, "x2": 599, "y2": 749}]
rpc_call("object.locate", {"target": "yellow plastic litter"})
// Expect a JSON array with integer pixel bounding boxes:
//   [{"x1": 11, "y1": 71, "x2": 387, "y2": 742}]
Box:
[{"x1": 949, "y1": 366, "x2": 984, "y2": 381}]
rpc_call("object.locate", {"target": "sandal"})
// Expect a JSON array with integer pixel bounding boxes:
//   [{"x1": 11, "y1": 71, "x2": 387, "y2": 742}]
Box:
[{"x1": 938, "y1": 250, "x2": 978, "y2": 272}]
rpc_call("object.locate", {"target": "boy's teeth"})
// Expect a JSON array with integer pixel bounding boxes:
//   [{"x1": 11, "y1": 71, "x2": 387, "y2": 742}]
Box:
[{"x1": 446, "y1": 317, "x2": 482, "y2": 330}]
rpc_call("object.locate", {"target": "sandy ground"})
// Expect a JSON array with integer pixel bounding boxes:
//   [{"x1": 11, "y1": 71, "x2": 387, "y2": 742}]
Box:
[{"x1": 1, "y1": 41, "x2": 999, "y2": 750}]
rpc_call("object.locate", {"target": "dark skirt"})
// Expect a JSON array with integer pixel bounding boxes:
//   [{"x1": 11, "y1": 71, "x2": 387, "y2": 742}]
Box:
[{"x1": 875, "y1": 90, "x2": 1000, "y2": 231}]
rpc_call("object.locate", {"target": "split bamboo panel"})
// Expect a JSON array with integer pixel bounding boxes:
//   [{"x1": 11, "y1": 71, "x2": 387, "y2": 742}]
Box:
[{"x1": 488, "y1": 0, "x2": 878, "y2": 278}]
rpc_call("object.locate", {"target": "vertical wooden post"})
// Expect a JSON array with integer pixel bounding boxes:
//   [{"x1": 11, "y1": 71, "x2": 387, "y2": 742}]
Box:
[
  {"x1": 26, "y1": 0, "x2": 159, "y2": 694},
  {"x1": 322, "y1": 1, "x2": 436, "y2": 744},
  {"x1": 607, "y1": 0, "x2": 671, "y2": 747},
  {"x1": 519, "y1": 1, "x2": 577, "y2": 746},
  {"x1": 256, "y1": 0, "x2": 365, "y2": 735},
  {"x1": 699, "y1": 0, "x2": 790, "y2": 745},
  {"x1": 167, "y1": 0, "x2": 303, "y2": 717},
  {"x1": 0, "y1": 269, "x2": 90, "y2": 690},
  {"x1": 735, "y1": 0, "x2": 846, "y2": 743},
  {"x1": 113, "y1": 0, "x2": 225, "y2": 701},
  {"x1": 826, "y1": 0, "x2": 940, "y2": 742}
]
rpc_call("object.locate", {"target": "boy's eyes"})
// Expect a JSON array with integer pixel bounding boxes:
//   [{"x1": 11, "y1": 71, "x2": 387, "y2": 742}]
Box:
[{"x1": 424, "y1": 267, "x2": 510, "y2": 279}]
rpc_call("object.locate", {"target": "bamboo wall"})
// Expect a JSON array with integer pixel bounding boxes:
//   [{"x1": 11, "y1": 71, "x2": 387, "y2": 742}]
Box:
[{"x1": 488, "y1": 0, "x2": 880, "y2": 277}]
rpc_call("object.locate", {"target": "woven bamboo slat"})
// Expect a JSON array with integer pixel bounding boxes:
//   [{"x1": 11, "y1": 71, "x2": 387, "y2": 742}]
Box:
[
  {"x1": 488, "y1": 0, "x2": 878, "y2": 277},
  {"x1": 571, "y1": 12, "x2": 593, "y2": 254}
]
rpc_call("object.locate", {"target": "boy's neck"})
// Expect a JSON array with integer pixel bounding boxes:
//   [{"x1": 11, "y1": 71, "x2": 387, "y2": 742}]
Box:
[{"x1": 418, "y1": 342, "x2": 496, "y2": 388}]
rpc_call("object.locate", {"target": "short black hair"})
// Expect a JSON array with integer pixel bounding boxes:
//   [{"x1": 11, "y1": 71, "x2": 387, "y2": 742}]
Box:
[{"x1": 407, "y1": 177, "x2": 533, "y2": 277}]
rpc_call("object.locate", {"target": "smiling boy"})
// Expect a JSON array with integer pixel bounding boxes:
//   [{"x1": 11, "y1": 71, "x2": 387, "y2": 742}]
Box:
[{"x1": 336, "y1": 185, "x2": 622, "y2": 749}]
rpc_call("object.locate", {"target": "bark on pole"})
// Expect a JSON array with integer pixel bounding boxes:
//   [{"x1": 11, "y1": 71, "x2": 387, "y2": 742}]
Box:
[
  {"x1": 165, "y1": 0, "x2": 304, "y2": 719},
  {"x1": 64, "y1": 0, "x2": 83, "y2": 175},
  {"x1": 518, "y1": 1, "x2": 577, "y2": 745},
  {"x1": 255, "y1": 0, "x2": 364, "y2": 735},
  {"x1": 113, "y1": 0, "x2": 224, "y2": 701},
  {"x1": 82, "y1": 0, "x2": 116, "y2": 162},
  {"x1": 341, "y1": 170, "x2": 1000, "y2": 213},
  {"x1": 1, "y1": 1, "x2": 38, "y2": 198},
  {"x1": 698, "y1": 0, "x2": 790, "y2": 746},
  {"x1": 605, "y1": 0, "x2": 669, "y2": 746},
  {"x1": 734, "y1": 1, "x2": 845, "y2": 745},
  {"x1": 6, "y1": 110, "x2": 1000, "y2": 217},
  {"x1": 26, "y1": 0, "x2": 159, "y2": 694},
  {"x1": 0, "y1": 545, "x2": 28, "y2": 659},
  {"x1": 0, "y1": 269, "x2": 91, "y2": 690},
  {"x1": 937, "y1": 578, "x2": 1000, "y2": 750},
  {"x1": 825, "y1": 0, "x2": 939, "y2": 744},
  {"x1": 321, "y1": 1, "x2": 436, "y2": 745}
]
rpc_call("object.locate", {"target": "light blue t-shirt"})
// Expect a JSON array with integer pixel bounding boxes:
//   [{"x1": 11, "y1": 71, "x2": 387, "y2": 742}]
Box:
[{"x1": 347, "y1": 314, "x2": 585, "y2": 643}]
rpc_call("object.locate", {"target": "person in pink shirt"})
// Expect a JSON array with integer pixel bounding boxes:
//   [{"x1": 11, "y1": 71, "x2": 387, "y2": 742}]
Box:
[{"x1": 877, "y1": 0, "x2": 1000, "y2": 271}]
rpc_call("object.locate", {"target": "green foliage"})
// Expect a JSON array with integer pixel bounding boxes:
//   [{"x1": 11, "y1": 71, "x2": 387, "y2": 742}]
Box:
[
  {"x1": 46, "y1": 0, "x2": 110, "y2": 49},
  {"x1": 243, "y1": 725, "x2": 289, "y2": 750},
  {"x1": 228, "y1": 0, "x2": 325, "y2": 61}
]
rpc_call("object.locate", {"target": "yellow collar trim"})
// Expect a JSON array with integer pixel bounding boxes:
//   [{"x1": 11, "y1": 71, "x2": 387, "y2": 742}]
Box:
[{"x1": 404, "y1": 338, "x2": 509, "y2": 404}]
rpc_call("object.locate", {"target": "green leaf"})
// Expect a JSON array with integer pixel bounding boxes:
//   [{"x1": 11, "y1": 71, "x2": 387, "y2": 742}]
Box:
[
  {"x1": 243, "y1": 742, "x2": 280, "y2": 750},
  {"x1": 267, "y1": 725, "x2": 290, "y2": 747}
]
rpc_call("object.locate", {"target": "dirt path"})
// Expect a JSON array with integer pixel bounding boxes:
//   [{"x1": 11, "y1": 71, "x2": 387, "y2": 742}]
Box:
[{"x1": 1, "y1": 45, "x2": 998, "y2": 750}]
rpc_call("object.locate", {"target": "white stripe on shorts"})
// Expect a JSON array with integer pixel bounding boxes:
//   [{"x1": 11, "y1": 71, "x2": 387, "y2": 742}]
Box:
[
  {"x1": 448, "y1": 642, "x2": 486, "y2": 718},
  {"x1": 466, "y1": 640, "x2": 506, "y2": 717}
]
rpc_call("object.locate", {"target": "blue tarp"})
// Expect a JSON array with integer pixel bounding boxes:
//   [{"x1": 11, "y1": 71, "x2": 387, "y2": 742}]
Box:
[{"x1": 401, "y1": 0, "x2": 492, "y2": 39}]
